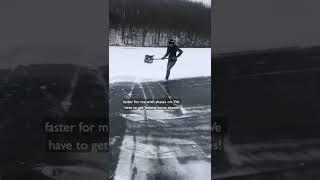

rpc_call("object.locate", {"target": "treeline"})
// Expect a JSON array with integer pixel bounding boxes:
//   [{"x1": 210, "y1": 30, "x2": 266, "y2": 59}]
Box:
[{"x1": 109, "y1": 0, "x2": 211, "y2": 48}]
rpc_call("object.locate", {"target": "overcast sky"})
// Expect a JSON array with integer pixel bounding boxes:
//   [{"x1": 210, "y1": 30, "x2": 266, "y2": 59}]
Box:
[
  {"x1": 0, "y1": 0, "x2": 106, "y2": 68},
  {"x1": 213, "y1": 0, "x2": 320, "y2": 54}
]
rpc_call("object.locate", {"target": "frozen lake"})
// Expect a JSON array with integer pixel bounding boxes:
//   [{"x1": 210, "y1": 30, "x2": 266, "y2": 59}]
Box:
[{"x1": 109, "y1": 46, "x2": 211, "y2": 83}]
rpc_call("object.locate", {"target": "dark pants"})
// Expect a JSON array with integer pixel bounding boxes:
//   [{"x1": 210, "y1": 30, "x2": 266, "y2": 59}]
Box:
[{"x1": 165, "y1": 59, "x2": 176, "y2": 80}]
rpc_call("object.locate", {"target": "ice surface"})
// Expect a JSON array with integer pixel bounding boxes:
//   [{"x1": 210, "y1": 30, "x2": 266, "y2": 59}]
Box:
[
  {"x1": 189, "y1": 0, "x2": 211, "y2": 6},
  {"x1": 109, "y1": 47, "x2": 211, "y2": 83}
]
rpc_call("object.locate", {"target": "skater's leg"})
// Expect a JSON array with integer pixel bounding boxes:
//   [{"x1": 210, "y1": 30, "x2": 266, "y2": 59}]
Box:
[
  {"x1": 165, "y1": 62, "x2": 171, "y2": 80},
  {"x1": 165, "y1": 60, "x2": 176, "y2": 80}
]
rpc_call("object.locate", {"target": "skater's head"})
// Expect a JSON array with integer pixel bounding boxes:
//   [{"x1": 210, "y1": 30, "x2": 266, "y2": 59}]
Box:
[{"x1": 168, "y1": 39, "x2": 175, "y2": 47}]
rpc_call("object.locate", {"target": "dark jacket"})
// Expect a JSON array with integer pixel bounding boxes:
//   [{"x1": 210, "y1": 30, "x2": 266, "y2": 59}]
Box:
[{"x1": 163, "y1": 45, "x2": 183, "y2": 60}]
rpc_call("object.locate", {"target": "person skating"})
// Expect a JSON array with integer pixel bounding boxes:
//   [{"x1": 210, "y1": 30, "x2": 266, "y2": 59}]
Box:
[{"x1": 161, "y1": 39, "x2": 183, "y2": 80}]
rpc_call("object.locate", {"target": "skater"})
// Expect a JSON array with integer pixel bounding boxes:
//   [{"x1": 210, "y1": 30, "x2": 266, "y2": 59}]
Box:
[{"x1": 161, "y1": 39, "x2": 183, "y2": 80}]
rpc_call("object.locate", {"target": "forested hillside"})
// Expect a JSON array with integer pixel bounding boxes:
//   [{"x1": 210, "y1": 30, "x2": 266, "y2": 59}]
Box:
[{"x1": 109, "y1": 0, "x2": 211, "y2": 47}]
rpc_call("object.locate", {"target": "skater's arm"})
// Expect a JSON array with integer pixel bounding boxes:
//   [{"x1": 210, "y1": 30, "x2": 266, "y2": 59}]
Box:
[
  {"x1": 162, "y1": 47, "x2": 169, "y2": 59},
  {"x1": 176, "y1": 48, "x2": 183, "y2": 58}
]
